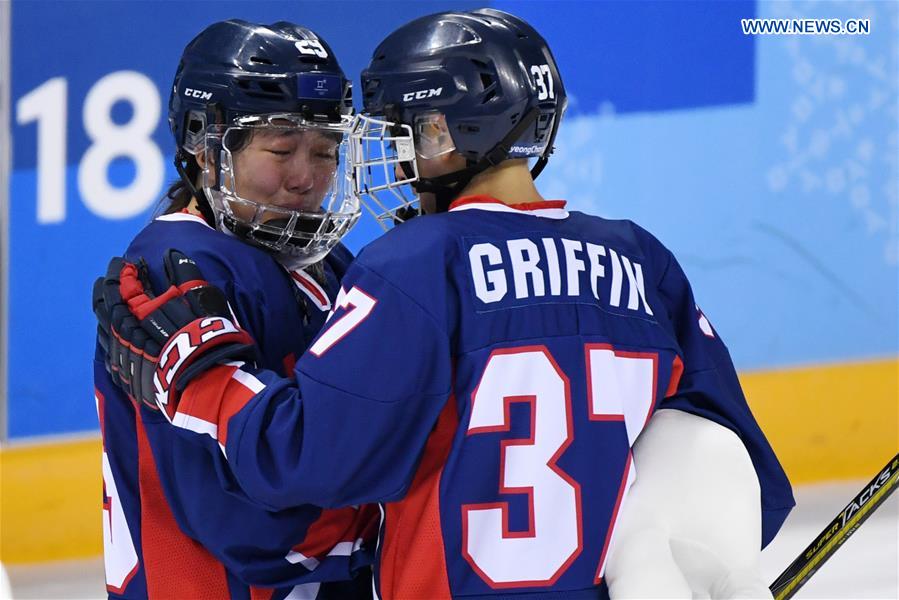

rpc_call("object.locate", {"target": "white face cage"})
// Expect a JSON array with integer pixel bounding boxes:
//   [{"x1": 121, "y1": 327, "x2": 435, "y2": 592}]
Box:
[
  {"x1": 349, "y1": 114, "x2": 420, "y2": 231},
  {"x1": 202, "y1": 113, "x2": 360, "y2": 269}
]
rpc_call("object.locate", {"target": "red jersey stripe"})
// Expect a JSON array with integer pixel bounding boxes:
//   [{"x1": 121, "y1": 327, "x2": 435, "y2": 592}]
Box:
[
  {"x1": 666, "y1": 355, "x2": 685, "y2": 397},
  {"x1": 290, "y1": 270, "x2": 331, "y2": 310},
  {"x1": 379, "y1": 396, "x2": 458, "y2": 599},
  {"x1": 135, "y1": 410, "x2": 231, "y2": 598},
  {"x1": 176, "y1": 364, "x2": 260, "y2": 446},
  {"x1": 250, "y1": 586, "x2": 275, "y2": 600},
  {"x1": 292, "y1": 506, "x2": 378, "y2": 560},
  {"x1": 448, "y1": 195, "x2": 568, "y2": 212}
]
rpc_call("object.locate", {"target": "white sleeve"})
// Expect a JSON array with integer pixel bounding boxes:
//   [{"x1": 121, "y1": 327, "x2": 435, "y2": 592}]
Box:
[
  {"x1": 604, "y1": 409, "x2": 773, "y2": 599},
  {"x1": 0, "y1": 562, "x2": 11, "y2": 599}
]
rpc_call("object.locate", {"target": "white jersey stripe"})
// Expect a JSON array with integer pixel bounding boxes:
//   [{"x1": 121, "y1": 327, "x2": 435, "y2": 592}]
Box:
[
  {"x1": 172, "y1": 411, "x2": 218, "y2": 439},
  {"x1": 284, "y1": 582, "x2": 321, "y2": 600},
  {"x1": 288, "y1": 268, "x2": 332, "y2": 311},
  {"x1": 285, "y1": 550, "x2": 320, "y2": 570},
  {"x1": 232, "y1": 368, "x2": 266, "y2": 394}
]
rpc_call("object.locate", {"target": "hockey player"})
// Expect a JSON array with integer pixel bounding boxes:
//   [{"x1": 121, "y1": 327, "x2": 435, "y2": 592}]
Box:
[
  {"x1": 94, "y1": 9, "x2": 794, "y2": 599},
  {"x1": 92, "y1": 20, "x2": 375, "y2": 599}
]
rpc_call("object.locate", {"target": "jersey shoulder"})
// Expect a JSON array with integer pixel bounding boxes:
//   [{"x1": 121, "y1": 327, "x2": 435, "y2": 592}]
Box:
[
  {"x1": 565, "y1": 211, "x2": 673, "y2": 263},
  {"x1": 126, "y1": 214, "x2": 284, "y2": 291},
  {"x1": 355, "y1": 215, "x2": 453, "y2": 268},
  {"x1": 350, "y1": 215, "x2": 459, "y2": 299}
]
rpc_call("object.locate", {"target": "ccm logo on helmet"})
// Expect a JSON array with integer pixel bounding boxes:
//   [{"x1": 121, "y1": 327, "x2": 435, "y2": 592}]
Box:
[
  {"x1": 402, "y1": 87, "x2": 442, "y2": 102},
  {"x1": 184, "y1": 88, "x2": 213, "y2": 100}
]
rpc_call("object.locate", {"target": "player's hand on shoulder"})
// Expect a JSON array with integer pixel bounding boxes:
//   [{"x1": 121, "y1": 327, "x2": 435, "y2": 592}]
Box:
[{"x1": 92, "y1": 249, "x2": 256, "y2": 421}]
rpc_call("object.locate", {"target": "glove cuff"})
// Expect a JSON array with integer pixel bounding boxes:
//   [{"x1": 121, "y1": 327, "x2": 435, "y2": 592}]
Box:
[{"x1": 151, "y1": 316, "x2": 254, "y2": 421}]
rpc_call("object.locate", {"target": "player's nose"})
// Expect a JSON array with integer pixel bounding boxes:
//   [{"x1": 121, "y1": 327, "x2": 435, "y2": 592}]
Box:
[{"x1": 285, "y1": 160, "x2": 315, "y2": 195}]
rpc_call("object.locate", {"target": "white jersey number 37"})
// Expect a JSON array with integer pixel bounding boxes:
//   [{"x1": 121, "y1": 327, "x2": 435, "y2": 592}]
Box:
[{"x1": 463, "y1": 345, "x2": 660, "y2": 587}]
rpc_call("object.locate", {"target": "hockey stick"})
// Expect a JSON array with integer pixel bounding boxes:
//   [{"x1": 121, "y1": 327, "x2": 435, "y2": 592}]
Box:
[{"x1": 769, "y1": 451, "x2": 899, "y2": 600}]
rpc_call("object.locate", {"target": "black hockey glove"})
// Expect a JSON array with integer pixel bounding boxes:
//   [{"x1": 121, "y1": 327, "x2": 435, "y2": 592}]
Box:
[{"x1": 92, "y1": 250, "x2": 255, "y2": 421}]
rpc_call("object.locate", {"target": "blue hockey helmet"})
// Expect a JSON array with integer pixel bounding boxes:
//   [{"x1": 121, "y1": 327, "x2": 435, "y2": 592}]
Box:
[
  {"x1": 353, "y1": 8, "x2": 567, "y2": 225},
  {"x1": 168, "y1": 20, "x2": 359, "y2": 268},
  {"x1": 169, "y1": 19, "x2": 352, "y2": 154}
]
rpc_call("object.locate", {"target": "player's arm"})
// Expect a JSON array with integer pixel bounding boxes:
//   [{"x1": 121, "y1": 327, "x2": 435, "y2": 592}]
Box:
[
  {"x1": 649, "y1": 248, "x2": 794, "y2": 544},
  {"x1": 183, "y1": 260, "x2": 453, "y2": 509},
  {"x1": 95, "y1": 252, "x2": 452, "y2": 510},
  {"x1": 604, "y1": 409, "x2": 772, "y2": 599},
  {"x1": 605, "y1": 239, "x2": 793, "y2": 598}
]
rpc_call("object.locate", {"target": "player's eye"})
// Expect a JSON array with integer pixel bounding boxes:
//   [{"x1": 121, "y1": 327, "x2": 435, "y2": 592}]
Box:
[{"x1": 311, "y1": 143, "x2": 338, "y2": 161}]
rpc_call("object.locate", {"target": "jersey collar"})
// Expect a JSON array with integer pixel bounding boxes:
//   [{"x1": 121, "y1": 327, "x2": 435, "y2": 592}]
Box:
[
  {"x1": 448, "y1": 195, "x2": 569, "y2": 219},
  {"x1": 155, "y1": 211, "x2": 332, "y2": 312},
  {"x1": 287, "y1": 268, "x2": 332, "y2": 312}
]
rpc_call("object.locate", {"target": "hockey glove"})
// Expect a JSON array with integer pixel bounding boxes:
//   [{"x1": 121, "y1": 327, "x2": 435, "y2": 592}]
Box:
[{"x1": 92, "y1": 250, "x2": 255, "y2": 421}]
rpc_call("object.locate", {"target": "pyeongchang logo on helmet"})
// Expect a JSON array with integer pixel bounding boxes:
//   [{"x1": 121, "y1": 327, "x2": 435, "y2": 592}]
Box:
[
  {"x1": 402, "y1": 87, "x2": 442, "y2": 102},
  {"x1": 298, "y1": 73, "x2": 341, "y2": 100},
  {"x1": 509, "y1": 143, "x2": 546, "y2": 156}
]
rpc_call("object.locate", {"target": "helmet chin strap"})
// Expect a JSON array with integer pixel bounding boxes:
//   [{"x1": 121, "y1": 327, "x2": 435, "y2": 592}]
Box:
[
  {"x1": 174, "y1": 150, "x2": 217, "y2": 225},
  {"x1": 410, "y1": 105, "x2": 544, "y2": 214},
  {"x1": 411, "y1": 169, "x2": 477, "y2": 214}
]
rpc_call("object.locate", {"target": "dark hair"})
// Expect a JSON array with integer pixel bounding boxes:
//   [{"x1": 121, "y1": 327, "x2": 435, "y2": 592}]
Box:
[
  {"x1": 156, "y1": 156, "x2": 198, "y2": 211},
  {"x1": 153, "y1": 128, "x2": 281, "y2": 225},
  {"x1": 154, "y1": 151, "x2": 216, "y2": 226}
]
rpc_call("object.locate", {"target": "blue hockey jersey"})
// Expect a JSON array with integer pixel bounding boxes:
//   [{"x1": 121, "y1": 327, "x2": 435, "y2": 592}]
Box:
[
  {"x1": 94, "y1": 211, "x2": 377, "y2": 600},
  {"x1": 168, "y1": 197, "x2": 795, "y2": 599}
]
